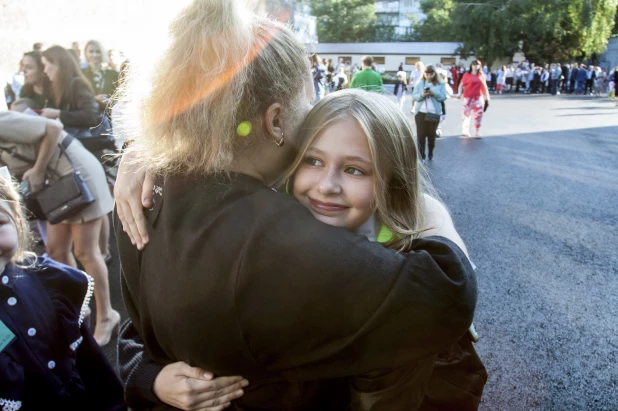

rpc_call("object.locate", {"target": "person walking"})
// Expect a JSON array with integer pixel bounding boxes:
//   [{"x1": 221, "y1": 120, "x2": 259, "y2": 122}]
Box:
[
  {"x1": 585, "y1": 65, "x2": 596, "y2": 95},
  {"x1": 335, "y1": 66, "x2": 348, "y2": 91},
  {"x1": 456, "y1": 60, "x2": 490, "y2": 138},
  {"x1": 393, "y1": 71, "x2": 408, "y2": 110},
  {"x1": 495, "y1": 65, "x2": 506, "y2": 94},
  {"x1": 576, "y1": 64, "x2": 588, "y2": 94},
  {"x1": 613, "y1": 66, "x2": 618, "y2": 106},
  {"x1": 450, "y1": 64, "x2": 460, "y2": 90},
  {"x1": 569, "y1": 63, "x2": 578, "y2": 93},
  {"x1": 540, "y1": 67, "x2": 549, "y2": 93},
  {"x1": 310, "y1": 54, "x2": 326, "y2": 103},
  {"x1": 505, "y1": 65, "x2": 514, "y2": 92},
  {"x1": 326, "y1": 58, "x2": 335, "y2": 94},
  {"x1": 561, "y1": 63, "x2": 570, "y2": 92},
  {"x1": 410, "y1": 61, "x2": 425, "y2": 89},
  {"x1": 412, "y1": 65, "x2": 446, "y2": 161},
  {"x1": 551, "y1": 64, "x2": 562, "y2": 95},
  {"x1": 349, "y1": 55, "x2": 385, "y2": 93}
]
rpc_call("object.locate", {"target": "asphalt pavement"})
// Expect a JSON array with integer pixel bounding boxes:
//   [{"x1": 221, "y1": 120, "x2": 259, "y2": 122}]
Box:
[{"x1": 102, "y1": 92, "x2": 618, "y2": 410}]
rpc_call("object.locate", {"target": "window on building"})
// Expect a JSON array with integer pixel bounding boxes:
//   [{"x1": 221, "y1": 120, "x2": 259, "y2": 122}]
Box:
[
  {"x1": 373, "y1": 57, "x2": 386, "y2": 65},
  {"x1": 441, "y1": 57, "x2": 456, "y2": 65},
  {"x1": 376, "y1": 12, "x2": 398, "y2": 26},
  {"x1": 339, "y1": 56, "x2": 352, "y2": 64},
  {"x1": 405, "y1": 57, "x2": 420, "y2": 65}
]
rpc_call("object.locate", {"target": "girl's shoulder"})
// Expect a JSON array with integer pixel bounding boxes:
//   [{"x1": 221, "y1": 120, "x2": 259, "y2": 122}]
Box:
[{"x1": 32, "y1": 257, "x2": 93, "y2": 322}]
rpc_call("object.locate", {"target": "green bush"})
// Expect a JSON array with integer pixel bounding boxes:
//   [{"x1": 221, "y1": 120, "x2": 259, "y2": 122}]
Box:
[{"x1": 381, "y1": 73, "x2": 399, "y2": 84}]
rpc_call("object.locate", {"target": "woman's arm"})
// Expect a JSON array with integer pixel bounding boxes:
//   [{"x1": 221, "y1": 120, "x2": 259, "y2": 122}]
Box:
[
  {"x1": 22, "y1": 120, "x2": 62, "y2": 192},
  {"x1": 58, "y1": 79, "x2": 99, "y2": 127},
  {"x1": 481, "y1": 77, "x2": 490, "y2": 102},
  {"x1": 432, "y1": 83, "x2": 447, "y2": 102}
]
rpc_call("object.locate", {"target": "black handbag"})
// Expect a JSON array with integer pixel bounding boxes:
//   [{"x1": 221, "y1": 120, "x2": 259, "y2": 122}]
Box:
[{"x1": 33, "y1": 136, "x2": 95, "y2": 224}]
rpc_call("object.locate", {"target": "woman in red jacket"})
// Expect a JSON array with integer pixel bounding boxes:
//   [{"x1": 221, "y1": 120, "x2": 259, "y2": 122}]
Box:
[{"x1": 456, "y1": 60, "x2": 490, "y2": 138}]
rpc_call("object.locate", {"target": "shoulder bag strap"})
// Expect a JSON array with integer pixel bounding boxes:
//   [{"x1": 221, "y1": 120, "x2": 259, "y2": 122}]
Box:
[{"x1": 58, "y1": 135, "x2": 80, "y2": 174}]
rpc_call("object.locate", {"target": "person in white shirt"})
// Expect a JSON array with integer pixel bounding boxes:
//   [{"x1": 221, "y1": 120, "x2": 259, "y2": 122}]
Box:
[
  {"x1": 540, "y1": 68, "x2": 550, "y2": 93},
  {"x1": 526, "y1": 63, "x2": 536, "y2": 93},
  {"x1": 335, "y1": 66, "x2": 348, "y2": 91},
  {"x1": 409, "y1": 61, "x2": 425, "y2": 112},
  {"x1": 496, "y1": 65, "x2": 506, "y2": 94},
  {"x1": 505, "y1": 65, "x2": 514, "y2": 92},
  {"x1": 436, "y1": 72, "x2": 453, "y2": 136},
  {"x1": 410, "y1": 61, "x2": 425, "y2": 87}
]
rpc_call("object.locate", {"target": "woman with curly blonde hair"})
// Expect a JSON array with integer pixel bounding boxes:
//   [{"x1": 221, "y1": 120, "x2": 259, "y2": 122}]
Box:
[{"x1": 113, "y1": 1, "x2": 476, "y2": 409}]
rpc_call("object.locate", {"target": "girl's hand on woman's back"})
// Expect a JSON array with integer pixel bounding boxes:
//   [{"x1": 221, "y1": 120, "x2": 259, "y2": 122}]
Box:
[
  {"x1": 114, "y1": 150, "x2": 154, "y2": 250},
  {"x1": 154, "y1": 361, "x2": 249, "y2": 411}
]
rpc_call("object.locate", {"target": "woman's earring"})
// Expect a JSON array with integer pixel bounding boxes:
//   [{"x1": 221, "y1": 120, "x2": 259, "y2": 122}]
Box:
[{"x1": 275, "y1": 133, "x2": 284, "y2": 147}]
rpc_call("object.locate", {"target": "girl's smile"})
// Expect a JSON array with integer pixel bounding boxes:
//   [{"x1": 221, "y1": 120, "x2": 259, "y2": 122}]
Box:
[{"x1": 308, "y1": 198, "x2": 350, "y2": 214}]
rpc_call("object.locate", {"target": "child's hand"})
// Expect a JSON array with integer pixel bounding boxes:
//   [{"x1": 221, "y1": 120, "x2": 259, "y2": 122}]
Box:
[{"x1": 153, "y1": 361, "x2": 249, "y2": 411}]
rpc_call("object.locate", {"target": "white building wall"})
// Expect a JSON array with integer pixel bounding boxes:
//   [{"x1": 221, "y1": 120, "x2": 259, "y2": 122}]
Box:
[{"x1": 318, "y1": 53, "x2": 466, "y2": 72}]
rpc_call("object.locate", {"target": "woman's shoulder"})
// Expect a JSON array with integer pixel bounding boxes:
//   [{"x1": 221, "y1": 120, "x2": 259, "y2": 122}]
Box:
[{"x1": 65, "y1": 76, "x2": 93, "y2": 96}]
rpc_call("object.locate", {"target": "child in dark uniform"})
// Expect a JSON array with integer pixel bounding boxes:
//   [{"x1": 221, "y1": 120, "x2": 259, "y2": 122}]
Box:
[{"x1": 0, "y1": 168, "x2": 125, "y2": 411}]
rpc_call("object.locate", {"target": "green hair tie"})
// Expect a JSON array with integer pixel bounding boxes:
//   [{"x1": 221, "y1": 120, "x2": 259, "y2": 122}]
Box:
[{"x1": 236, "y1": 121, "x2": 252, "y2": 137}]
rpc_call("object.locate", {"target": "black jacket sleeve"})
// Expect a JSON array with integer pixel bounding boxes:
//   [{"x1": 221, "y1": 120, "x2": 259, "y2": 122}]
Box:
[
  {"x1": 117, "y1": 317, "x2": 165, "y2": 409},
  {"x1": 59, "y1": 78, "x2": 99, "y2": 127},
  {"x1": 235, "y1": 190, "x2": 477, "y2": 381}
]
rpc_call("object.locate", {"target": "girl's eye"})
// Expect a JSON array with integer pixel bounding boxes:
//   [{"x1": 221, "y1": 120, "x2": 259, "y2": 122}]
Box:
[
  {"x1": 345, "y1": 167, "x2": 364, "y2": 176},
  {"x1": 305, "y1": 157, "x2": 322, "y2": 167}
]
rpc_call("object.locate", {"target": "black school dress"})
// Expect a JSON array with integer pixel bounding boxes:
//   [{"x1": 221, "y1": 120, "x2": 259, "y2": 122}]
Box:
[{"x1": 0, "y1": 257, "x2": 125, "y2": 411}]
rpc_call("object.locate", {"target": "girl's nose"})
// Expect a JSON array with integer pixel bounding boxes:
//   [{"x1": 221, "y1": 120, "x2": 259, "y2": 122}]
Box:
[{"x1": 316, "y1": 169, "x2": 342, "y2": 195}]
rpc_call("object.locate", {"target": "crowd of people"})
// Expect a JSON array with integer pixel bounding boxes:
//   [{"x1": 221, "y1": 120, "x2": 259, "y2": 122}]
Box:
[
  {"x1": 0, "y1": 0, "x2": 488, "y2": 409},
  {"x1": 443, "y1": 60, "x2": 618, "y2": 101},
  {"x1": 2, "y1": 38, "x2": 125, "y2": 349}
]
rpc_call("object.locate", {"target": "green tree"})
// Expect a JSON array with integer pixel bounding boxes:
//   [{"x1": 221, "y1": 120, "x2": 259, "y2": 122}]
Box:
[
  {"x1": 412, "y1": 0, "x2": 618, "y2": 65},
  {"x1": 308, "y1": 0, "x2": 378, "y2": 42},
  {"x1": 412, "y1": 0, "x2": 456, "y2": 42}
]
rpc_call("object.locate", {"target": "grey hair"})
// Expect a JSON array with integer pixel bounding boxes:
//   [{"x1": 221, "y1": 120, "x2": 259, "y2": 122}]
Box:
[{"x1": 115, "y1": 0, "x2": 310, "y2": 176}]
